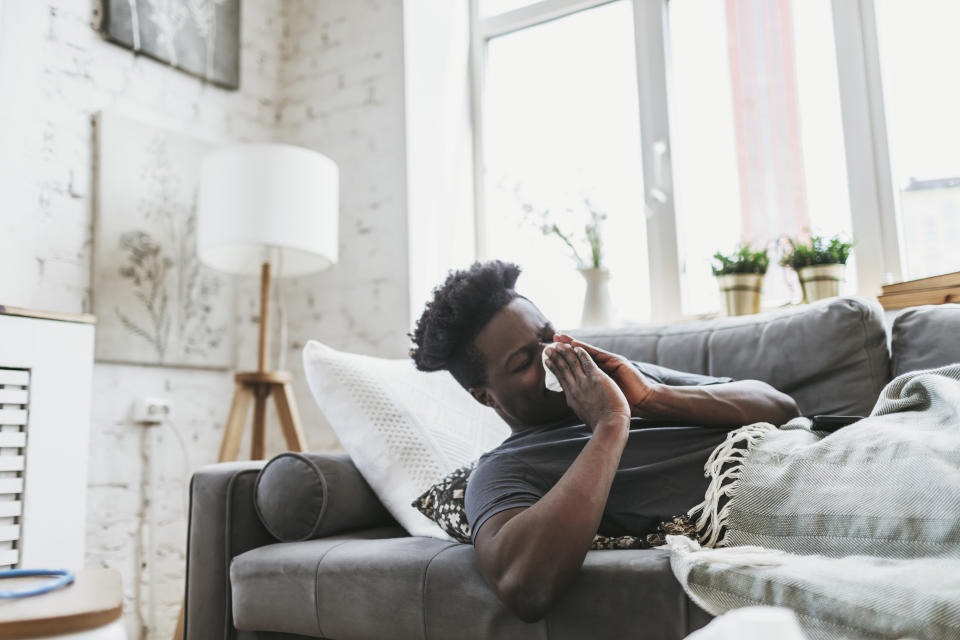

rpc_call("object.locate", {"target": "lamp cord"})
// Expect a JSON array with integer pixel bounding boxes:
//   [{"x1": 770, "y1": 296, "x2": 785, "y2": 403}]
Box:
[
  {"x1": 162, "y1": 416, "x2": 192, "y2": 518},
  {"x1": 143, "y1": 416, "x2": 191, "y2": 637},
  {"x1": 147, "y1": 426, "x2": 158, "y2": 636}
]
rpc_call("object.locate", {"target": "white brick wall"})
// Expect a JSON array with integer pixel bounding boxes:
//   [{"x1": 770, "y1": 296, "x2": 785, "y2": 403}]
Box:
[
  {"x1": 88, "y1": 364, "x2": 238, "y2": 639},
  {"x1": 0, "y1": 1, "x2": 412, "y2": 638}
]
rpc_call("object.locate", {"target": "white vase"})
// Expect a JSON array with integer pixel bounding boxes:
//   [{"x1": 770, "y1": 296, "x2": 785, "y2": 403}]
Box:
[
  {"x1": 579, "y1": 267, "x2": 614, "y2": 327},
  {"x1": 716, "y1": 273, "x2": 764, "y2": 316},
  {"x1": 797, "y1": 263, "x2": 845, "y2": 303}
]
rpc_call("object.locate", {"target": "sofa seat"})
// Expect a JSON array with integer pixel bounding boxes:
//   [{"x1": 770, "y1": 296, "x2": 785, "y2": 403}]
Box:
[{"x1": 230, "y1": 534, "x2": 711, "y2": 640}]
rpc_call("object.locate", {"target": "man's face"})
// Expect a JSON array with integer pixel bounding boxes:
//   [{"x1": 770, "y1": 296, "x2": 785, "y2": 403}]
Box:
[{"x1": 470, "y1": 297, "x2": 573, "y2": 428}]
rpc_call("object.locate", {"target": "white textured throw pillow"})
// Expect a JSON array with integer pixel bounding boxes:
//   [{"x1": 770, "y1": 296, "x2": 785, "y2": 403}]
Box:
[{"x1": 302, "y1": 341, "x2": 510, "y2": 539}]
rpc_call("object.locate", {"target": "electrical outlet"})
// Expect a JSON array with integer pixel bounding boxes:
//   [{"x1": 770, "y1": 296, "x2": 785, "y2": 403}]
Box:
[{"x1": 133, "y1": 397, "x2": 172, "y2": 425}]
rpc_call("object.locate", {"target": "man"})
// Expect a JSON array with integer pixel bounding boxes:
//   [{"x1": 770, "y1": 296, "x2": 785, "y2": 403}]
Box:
[{"x1": 409, "y1": 261, "x2": 800, "y2": 622}]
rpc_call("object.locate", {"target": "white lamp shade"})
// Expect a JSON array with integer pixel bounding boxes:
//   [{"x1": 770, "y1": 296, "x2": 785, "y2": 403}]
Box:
[{"x1": 196, "y1": 143, "x2": 339, "y2": 277}]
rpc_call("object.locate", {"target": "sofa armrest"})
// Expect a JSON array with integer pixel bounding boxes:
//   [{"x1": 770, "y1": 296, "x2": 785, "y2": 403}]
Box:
[
  {"x1": 254, "y1": 452, "x2": 396, "y2": 541},
  {"x1": 184, "y1": 461, "x2": 275, "y2": 640}
]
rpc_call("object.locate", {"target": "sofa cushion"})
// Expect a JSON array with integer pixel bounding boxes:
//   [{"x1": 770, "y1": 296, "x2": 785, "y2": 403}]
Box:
[
  {"x1": 572, "y1": 296, "x2": 889, "y2": 417},
  {"x1": 254, "y1": 453, "x2": 395, "y2": 541},
  {"x1": 301, "y1": 341, "x2": 510, "y2": 539},
  {"x1": 230, "y1": 537, "x2": 710, "y2": 640},
  {"x1": 891, "y1": 304, "x2": 960, "y2": 377}
]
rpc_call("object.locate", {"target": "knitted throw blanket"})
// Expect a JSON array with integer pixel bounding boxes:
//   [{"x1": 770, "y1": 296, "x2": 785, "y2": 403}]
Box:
[{"x1": 668, "y1": 364, "x2": 960, "y2": 640}]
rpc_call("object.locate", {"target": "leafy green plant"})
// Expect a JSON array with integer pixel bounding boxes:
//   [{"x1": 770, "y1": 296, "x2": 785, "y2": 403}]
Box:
[
  {"x1": 711, "y1": 245, "x2": 770, "y2": 276},
  {"x1": 779, "y1": 234, "x2": 853, "y2": 270}
]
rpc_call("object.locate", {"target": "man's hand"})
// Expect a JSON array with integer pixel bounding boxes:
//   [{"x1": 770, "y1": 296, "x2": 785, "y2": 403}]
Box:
[
  {"x1": 544, "y1": 342, "x2": 630, "y2": 431},
  {"x1": 553, "y1": 334, "x2": 660, "y2": 416}
]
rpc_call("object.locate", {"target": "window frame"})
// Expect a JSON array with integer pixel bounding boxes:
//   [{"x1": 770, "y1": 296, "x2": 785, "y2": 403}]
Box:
[
  {"x1": 469, "y1": 0, "x2": 901, "y2": 321},
  {"x1": 830, "y1": 0, "x2": 902, "y2": 297}
]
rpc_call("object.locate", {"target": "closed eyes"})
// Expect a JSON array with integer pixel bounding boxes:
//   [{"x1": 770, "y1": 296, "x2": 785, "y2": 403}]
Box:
[
  {"x1": 507, "y1": 323, "x2": 555, "y2": 373},
  {"x1": 513, "y1": 349, "x2": 535, "y2": 373}
]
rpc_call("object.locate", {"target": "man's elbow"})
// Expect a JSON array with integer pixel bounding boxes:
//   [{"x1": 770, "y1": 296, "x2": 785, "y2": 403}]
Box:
[
  {"x1": 782, "y1": 395, "x2": 802, "y2": 421},
  {"x1": 765, "y1": 384, "x2": 800, "y2": 423},
  {"x1": 496, "y1": 574, "x2": 556, "y2": 623},
  {"x1": 740, "y1": 379, "x2": 800, "y2": 424},
  {"x1": 773, "y1": 388, "x2": 801, "y2": 420}
]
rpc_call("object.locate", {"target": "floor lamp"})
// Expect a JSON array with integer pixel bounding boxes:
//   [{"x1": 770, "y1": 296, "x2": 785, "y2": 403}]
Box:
[
  {"x1": 171, "y1": 144, "x2": 337, "y2": 640},
  {"x1": 196, "y1": 142, "x2": 339, "y2": 462}
]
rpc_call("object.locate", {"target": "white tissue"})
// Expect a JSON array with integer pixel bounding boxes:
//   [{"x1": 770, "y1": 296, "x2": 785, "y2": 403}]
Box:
[{"x1": 542, "y1": 347, "x2": 563, "y2": 392}]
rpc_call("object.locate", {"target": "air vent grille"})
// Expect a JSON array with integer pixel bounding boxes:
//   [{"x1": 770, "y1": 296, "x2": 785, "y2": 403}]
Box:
[{"x1": 0, "y1": 368, "x2": 29, "y2": 568}]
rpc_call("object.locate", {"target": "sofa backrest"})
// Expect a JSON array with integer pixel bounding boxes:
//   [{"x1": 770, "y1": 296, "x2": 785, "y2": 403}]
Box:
[
  {"x1": 571, "y1": 297, "x2": 889, "y2": 418},
  {"x1": 890, "y1": 303, "x2": 960, "y2": 377}
]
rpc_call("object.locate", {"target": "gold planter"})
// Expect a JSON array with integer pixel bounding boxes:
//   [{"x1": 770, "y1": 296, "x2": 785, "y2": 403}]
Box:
[
  {"x1": 798, "y1": 263, "x2": 845, "y2": 303},
  {"x1": 716, "y1": 273, "x2": 764, "y2": 316}
]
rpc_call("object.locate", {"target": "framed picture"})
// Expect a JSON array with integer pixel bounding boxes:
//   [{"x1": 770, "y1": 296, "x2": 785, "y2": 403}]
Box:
[
  {"x1": 102, "y1": 0, "x2": 240, "y2": 90},
  {"x1": 93, "y1": 111, "x2": 234, "y2": 369}
]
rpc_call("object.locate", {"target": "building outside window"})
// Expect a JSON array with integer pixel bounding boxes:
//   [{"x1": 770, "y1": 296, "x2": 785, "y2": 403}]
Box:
[{"x1": 873, "y1": 0, "x2": 960, "y2": 281}]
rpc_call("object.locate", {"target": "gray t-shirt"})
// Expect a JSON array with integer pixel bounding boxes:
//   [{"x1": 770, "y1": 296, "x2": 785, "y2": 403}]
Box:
[{"x1": 465, "y1": 362, "x2": 735, "y2": 543}]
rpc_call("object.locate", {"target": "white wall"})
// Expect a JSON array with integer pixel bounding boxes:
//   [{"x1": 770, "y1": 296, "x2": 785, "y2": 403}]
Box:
[
  {"x1": 0, "y1": 2, "x2": 284, "y2": 638},
  {"x1": 0, "y1": 0, "x2": 282, "y2": 312},
  {"x1": 0, "y1": 1, "x2": 417, "y2": 638}
]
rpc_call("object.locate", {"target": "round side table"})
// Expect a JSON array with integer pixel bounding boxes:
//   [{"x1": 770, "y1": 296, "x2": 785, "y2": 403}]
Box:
[{"x1": 0, "y1": 568, "x2": 125, "y2": 639}]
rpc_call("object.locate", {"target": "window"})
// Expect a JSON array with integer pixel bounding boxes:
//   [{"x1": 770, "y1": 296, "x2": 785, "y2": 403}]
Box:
[
  {"x1": 470, "y1": 0, "x2": 957, "y2": 324},
  {"x1": 668, "y1": 0, "x2": 855, "y2": 315},
  {"x1": 873, "y1": 0, "x2": 960, "y2": 280},
  {"x1": 479, "y1": 0, "x2": 648, "y2": 328}
]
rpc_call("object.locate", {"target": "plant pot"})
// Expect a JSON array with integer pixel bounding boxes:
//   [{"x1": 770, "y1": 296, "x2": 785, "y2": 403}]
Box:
[
  {"x1": 579, "y1": 267, "x2": 614, "y2": 327},
  {"x1": 797, "y1": 263, "x2": 845, "y2": 303},
  {"x1": 716, "y1": 273, "x2": 764, "y2": 316}
]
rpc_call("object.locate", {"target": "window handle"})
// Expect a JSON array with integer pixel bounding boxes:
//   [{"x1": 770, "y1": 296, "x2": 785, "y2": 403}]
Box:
[{"x1": 648, "y1": 140, "x2": 669, "y2": 206}]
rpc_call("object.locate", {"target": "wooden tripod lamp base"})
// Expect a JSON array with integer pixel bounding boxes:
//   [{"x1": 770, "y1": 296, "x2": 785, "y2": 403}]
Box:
[
  {"x1": 218, "y1": 370, "x2": 306, "y2": 461},
  {"x1": 216, "y1": 262, "x2": 307, "y2": 461}
]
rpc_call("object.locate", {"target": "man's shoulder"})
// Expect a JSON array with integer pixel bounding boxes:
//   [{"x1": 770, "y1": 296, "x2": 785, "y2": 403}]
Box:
[
  {"x1": 466, "y1": 446, "x2": 519, "y2": 504},
  {"x1": 471, "y1": 443, "x2": 541, "y2": 487},
  {"x1": 475, "y1": 444, "x2": 517, "y2": 473}
]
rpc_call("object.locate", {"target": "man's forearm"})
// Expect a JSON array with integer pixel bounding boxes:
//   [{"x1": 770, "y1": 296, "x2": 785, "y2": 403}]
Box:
[
  {"x1": 636, "y1": 380, "x2": 800, "y2": 427},
  {"x1": 483, "y1": 417, "x2": 628, "y2": 621}
]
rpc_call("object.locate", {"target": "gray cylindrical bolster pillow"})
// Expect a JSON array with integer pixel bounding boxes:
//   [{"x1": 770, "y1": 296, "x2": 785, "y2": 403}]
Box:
[{"x1": 254, "y1": 452, "x2": 394, "y2": 541}]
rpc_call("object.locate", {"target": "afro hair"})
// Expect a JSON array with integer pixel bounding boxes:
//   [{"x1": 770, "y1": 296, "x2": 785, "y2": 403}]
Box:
[{"x1": 409, "y1": 260, "x2": 522, "y2": 389}]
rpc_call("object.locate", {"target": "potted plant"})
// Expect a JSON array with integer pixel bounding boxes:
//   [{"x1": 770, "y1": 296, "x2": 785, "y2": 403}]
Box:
[
  {"x1": 779, "y1": 234, "x2": 853, "y2": 303},
  {"x1": 522, "y1": 196, "x2": 613, "y2": 327},
  {"x1": 712, "y1": 245, "x2": 770, "y2": 316}
]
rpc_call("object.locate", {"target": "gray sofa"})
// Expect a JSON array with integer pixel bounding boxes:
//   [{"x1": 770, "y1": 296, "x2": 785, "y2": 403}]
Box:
[{"x1": 183, "y1": 298, "x2": 960, "y2": 640}]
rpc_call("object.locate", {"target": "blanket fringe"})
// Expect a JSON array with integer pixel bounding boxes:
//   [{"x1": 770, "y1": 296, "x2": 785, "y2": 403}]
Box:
[
  {"x1": 687, "y1": 422, "x2": 776, "y2": 547},
  {"x1": 665, "y1": 535, "x2": 787, "y2": 567}
]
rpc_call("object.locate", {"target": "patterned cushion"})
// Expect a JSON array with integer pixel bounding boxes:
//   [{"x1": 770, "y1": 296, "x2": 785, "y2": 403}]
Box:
[
  {"x1": 411, "y1": 462, "x2": 476, "y2": 543},
  {"x1": 412, "y1": 463, "x2": 696, "y2": 550}
]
